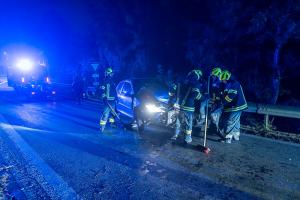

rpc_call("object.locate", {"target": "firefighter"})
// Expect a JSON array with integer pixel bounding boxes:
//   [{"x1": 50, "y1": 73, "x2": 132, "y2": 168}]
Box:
[
  {"x1": 171, "y1": 70, "x2": 202, "y2": 143},
  {"x1": 192, "y1": 69, "x2": 206, "y2": 127},
  {"x1": 218, "y1": 70, "x2": 248, "y2": 143},
  {"x1": 99, "y1": 67, "x2": 118, "y2": 132},
  {"x1": 209, "y1": 67, "x2": 223, "y2": 131},
  {"x1": 166, "y1": 82, "x2": 178, "y2": 126}
]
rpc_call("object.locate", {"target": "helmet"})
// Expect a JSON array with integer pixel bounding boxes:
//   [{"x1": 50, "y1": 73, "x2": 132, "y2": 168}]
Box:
[
  {"x1": 211, "y1": 67, "x2": 222, "y2": 78},
  {"x1": 219, "y1": 70, "x2": 231, "y2": 81},
  {"x1": 188, "y1": 69, "x2": 202, "y2": 81},
  {"x1": 105, "y1": 67, "x2": 113, "y2": 77}
]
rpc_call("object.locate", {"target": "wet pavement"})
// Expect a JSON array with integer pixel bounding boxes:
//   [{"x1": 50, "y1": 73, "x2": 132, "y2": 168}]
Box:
[{"x1": 0, "y1": 88, "x2": 299, "y2": 199}]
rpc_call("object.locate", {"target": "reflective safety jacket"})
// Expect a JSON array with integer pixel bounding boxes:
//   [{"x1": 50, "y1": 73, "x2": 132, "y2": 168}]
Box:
[
  {"x1": 221, "y1": 80, "x2": 247, "y2": 112},
  {"x1": 169, "y1": 82, "x2": 202, "y2": 112},
  {"x1": 100, "y1": 77, "x2": 117, "y2": 101}
]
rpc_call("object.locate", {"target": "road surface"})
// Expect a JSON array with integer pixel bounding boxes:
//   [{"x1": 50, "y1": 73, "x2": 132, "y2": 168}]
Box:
[{"x1": 0, "y1": 88, "x2": 299, "y2": 200}]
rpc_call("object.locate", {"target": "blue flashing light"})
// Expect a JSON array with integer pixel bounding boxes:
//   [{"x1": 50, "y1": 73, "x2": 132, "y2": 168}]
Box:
[{"x1": 17, "y1": 59, "x2": 34, "y2": 72}]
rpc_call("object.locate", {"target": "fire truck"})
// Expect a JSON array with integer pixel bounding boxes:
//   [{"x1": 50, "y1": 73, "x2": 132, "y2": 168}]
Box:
[{"x1": 7, "y1": 58, "x2": 56, "y2": 98}]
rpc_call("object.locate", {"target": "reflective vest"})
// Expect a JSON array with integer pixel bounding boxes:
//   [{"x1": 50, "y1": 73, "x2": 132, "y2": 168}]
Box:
[
  {"x1": 222, "y1": 80, "x2": 247, "y2": 112},
  {"x1": 101, "y1": 78, "x2": 117, "y2": 101},
  {"x1": 170, "y1": 82, "x2": 202, "y2": 112}
]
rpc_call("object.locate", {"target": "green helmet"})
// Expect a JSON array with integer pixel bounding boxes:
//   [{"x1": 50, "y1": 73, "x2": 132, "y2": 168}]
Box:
[
  {"x1": 188, "y1": 69, "x2": 202, "y2": 80},
  {"x1": 105, "y1": 67, "x2": 113, "y2": 77},
  {"x1": 211, "y1": 67, "x2": 222, "y2": 77},
  {"x1": 219, "y1": 70, "x2": 231, "y2": 81}
]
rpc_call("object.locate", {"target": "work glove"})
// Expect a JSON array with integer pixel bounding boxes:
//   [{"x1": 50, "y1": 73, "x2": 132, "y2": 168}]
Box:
[{"x1": 173, "y1": 103, "x2": 180, "y2": 110}]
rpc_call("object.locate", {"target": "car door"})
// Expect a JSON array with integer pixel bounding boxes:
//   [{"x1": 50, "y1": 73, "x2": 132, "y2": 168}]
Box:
[
  {"x1": 117, "y1": 81, "x2": 134, "y2": 118},
  {"x1": 116, "y1": 81, "x2": 124, "y2": 110}
]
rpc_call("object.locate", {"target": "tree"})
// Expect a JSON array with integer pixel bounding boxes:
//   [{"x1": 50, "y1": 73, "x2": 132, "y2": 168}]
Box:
[
  {"x1": 84, "y1": 0, "x2": 147, "y2": 78},
  {"x1": 248, "y1": 0, "x2": 300, "y2": 104},
  {"x1": 186, "y1": 0, "x2": 300, "y2": 104}
]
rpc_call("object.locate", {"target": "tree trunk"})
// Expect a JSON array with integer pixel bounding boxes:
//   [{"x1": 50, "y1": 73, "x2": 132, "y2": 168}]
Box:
[{"x1": 270, "y1": 44, "x2": 281, "y2": 104}]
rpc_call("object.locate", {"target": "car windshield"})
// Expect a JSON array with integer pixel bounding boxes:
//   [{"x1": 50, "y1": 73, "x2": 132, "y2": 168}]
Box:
[{"x1": 132, "y1": 79, "x2": 168, "y2": 93}]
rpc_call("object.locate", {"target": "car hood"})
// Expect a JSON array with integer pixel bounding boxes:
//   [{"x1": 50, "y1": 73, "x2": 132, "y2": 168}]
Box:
[{"x1": 153, "y1": 90, "x2": 169, "y2": 104}]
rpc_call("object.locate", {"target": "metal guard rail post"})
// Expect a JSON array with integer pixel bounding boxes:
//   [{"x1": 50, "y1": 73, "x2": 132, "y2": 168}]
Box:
[{"x1": 246, "y1": 102, "x2": 300, "y2": 130}]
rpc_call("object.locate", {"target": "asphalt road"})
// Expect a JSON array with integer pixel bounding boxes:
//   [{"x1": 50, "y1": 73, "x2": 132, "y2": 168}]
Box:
[{"x1": 0, "y1": 88, "x2": 299, "y2": 200}]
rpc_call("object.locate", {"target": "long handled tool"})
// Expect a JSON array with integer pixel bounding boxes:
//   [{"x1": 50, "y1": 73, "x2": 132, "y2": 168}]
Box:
[
  {"x1": 106, "y1": 101, "x2": 126, "y2": 129},
  {"x1": 202, "y1": 75, "x2": 211, "y2": 154}
]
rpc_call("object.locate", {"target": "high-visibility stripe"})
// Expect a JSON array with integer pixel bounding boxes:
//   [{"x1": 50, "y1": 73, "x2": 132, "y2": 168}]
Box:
[
  {"x1": 225, "y1": 95, "x2": 232, "y2": 102},
  {"x1": 185, "y1": 130, "x2": 192, "y2": 135},
  {"x1": 196, "y1": 92, "x2": 202, "y2": 100},
  {"x1": 180, "y1": 106, "x2": 195, "y2": 112},
  {"x1": 106, "y1": 84, "x2": 110, "y2": 98},
  {"x1": 109, "y1": 118, "x2": 115, "y2": 123},
  {"x1": 228, "y1": 89, "x2": 237, "y2": 94},
  {"x1": 224, "y1": 104, "x2": 248, "y2": 112},
  {"x1": 100, "y1": 120, "x2": 107, "y2": 125}
]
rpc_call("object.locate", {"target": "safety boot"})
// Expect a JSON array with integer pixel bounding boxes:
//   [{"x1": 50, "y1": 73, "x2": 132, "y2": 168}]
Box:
[
  {"x1": 225, "y1": 137, "x2": 232, "y2": 144},
  {"x1": 185, "y1": 134, "x2": 192, "y2": 143},
  {"x1": 232, "y1": 132, "x2": 240, "y2": 141},
  {"x1": 100, "y1": 126, "x2": 105, "y2": 133}
]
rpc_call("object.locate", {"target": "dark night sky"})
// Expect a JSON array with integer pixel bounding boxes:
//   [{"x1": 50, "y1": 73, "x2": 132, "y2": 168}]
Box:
[
  {"x1": 0, "y1": 0, "x2": 299, "y2": 104},
  {"x1": 0, "y1": 0, "x2": 208, "y2": 67},
  {"x1": 0, "y1": 1, "x2": 91, "y2": 66}
]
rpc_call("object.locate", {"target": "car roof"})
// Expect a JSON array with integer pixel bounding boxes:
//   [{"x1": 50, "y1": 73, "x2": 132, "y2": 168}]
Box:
[{"x1": 119, "y1": 78, "x2": 167, "y2": 92}]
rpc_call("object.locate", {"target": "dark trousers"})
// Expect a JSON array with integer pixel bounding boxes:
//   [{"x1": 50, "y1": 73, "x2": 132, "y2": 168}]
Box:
[
  {"x1": 99, "y1": 101, "x2": 116, "y2": 128},
  {"x1": 175, "y1": 110, "x2": 193, "y2": 136},
  {"x1": 219, "y1": 111, "x2": 242, "y2": 139}
]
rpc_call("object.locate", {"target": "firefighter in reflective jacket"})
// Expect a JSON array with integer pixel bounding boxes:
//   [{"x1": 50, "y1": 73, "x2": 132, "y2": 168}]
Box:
[
  {"x1": 99, "y1": 67, "x2": 117, "y2": 132},
  {"x1": 209, "y1": 67, "x2": 223, "y2": 131},
  {"x1": 191, "y1": 69, "x2": 206, "y2": 127},
  {"x1": 219, "y1": 70, "x2": 248, "y2": 143},
  {"x1": 171, "y1": 70, "x2": 202, "y2": 143}
]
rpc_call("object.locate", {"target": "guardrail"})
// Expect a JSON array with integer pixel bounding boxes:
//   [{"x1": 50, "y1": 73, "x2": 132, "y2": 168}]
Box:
[
  {"x1": 53, "y1": 82, "x2": 300, "y2": 130},
  {"x1": 245, "y1": 102, "x2": 300, "y2": 130}
]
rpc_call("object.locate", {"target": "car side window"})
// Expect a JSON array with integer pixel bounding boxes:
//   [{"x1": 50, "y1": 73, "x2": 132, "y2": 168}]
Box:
[
  {"x1": 116, "y1": 82, "x2": 124, "y2": 94},
  {"x1": 122, "y1": 82, "x2": 133, "y2": 96}
]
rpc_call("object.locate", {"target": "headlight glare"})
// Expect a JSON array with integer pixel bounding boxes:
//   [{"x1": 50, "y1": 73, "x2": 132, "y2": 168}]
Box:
[
  {"x1": 145, "y1": 104, "x2": 164, "y2": 113},
  {"x1": 16, "y1": 59, "x2": 33, "y2": 71}
]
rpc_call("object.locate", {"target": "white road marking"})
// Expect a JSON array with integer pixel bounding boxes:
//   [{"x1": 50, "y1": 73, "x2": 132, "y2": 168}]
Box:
[{"x1": 0, "y1": 115, "x2": 81, "y2": 200}]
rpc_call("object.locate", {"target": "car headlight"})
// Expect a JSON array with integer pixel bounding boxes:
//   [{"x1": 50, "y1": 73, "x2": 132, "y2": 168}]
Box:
[{"x1": 145, "y1": 104, "x2": 165, "y2": 113}]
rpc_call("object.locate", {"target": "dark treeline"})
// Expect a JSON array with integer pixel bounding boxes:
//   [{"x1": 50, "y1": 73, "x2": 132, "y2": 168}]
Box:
[
  {"x1": 76, "y1": 0, "x2": 300, "y2": 105},
  {"x1": 1, "y1": 0, "x2": 299, "y2": 104}
]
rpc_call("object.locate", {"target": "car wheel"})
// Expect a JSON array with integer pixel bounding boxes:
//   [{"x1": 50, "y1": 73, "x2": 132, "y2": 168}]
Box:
[
  {"x1": 136, "y1": 117, "x2": 145, "y2": 133},
  {"x1": 134, "y1": 107, "x2": 145, "y2": 133}
]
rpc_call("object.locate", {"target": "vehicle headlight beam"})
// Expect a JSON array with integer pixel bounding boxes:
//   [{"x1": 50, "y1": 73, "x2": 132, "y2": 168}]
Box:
[
  {"x1": 145, "y1": 104, "x2": 164, "y2": 113},
  {"x1": 16, "y1": 59, "x2": 34, "y2": 72}
]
